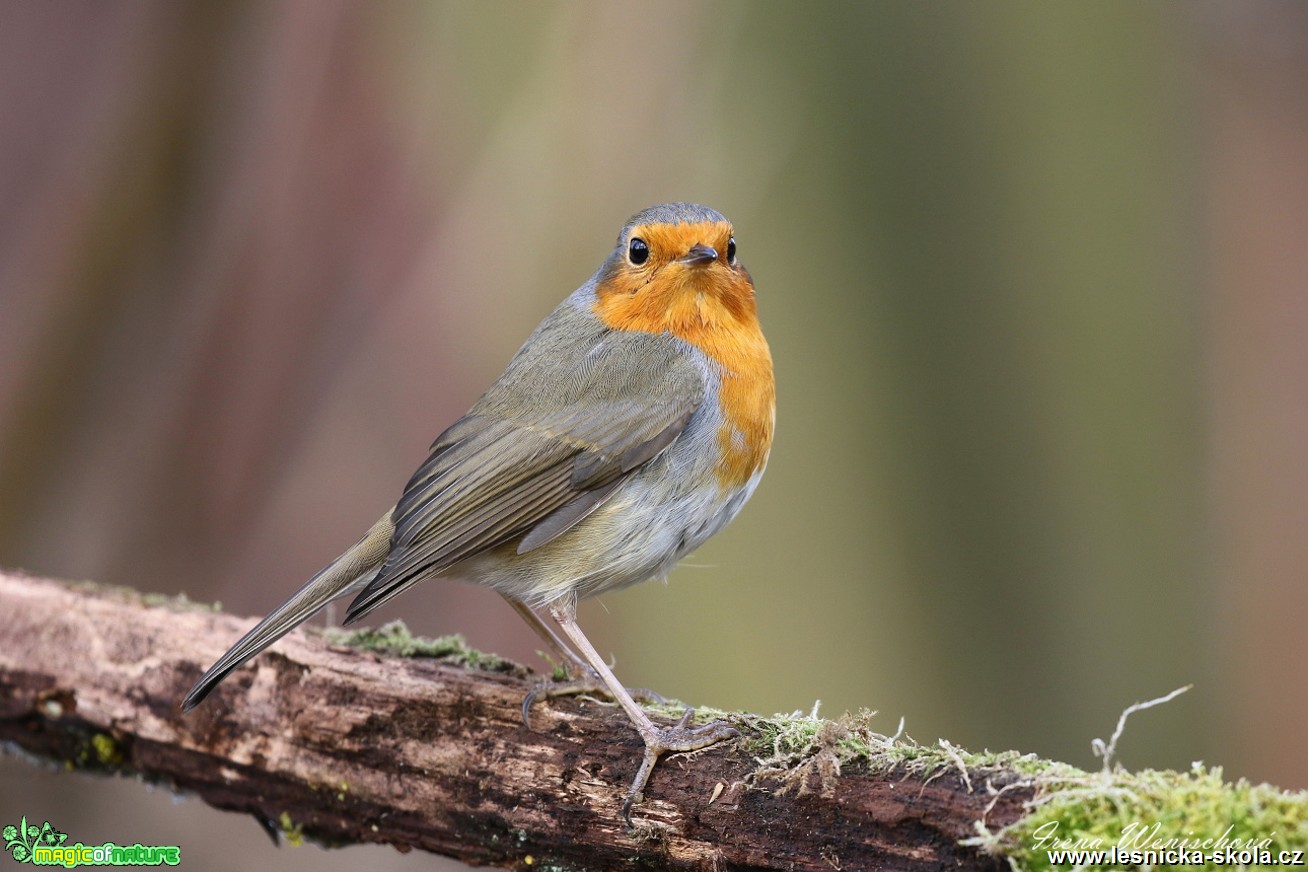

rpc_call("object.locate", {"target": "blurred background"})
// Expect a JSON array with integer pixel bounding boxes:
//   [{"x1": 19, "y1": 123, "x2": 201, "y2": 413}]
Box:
[{"x1": 3, "y1": 1, "x2": 1307, "y2": 869}]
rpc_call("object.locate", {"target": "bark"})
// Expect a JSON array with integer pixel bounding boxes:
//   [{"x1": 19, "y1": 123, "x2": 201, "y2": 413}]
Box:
[{"x1": 0, "y1": 570, "x2": 1032, "y2": 871}]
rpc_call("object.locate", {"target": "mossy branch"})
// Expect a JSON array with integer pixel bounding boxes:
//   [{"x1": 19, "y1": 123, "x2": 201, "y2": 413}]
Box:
[{"x1": 1, "y1": 570, "x2": 1304, "y2": 871}]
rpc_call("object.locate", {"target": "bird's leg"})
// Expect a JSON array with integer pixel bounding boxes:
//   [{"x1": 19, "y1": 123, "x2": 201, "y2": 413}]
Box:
[
  {"x1": 547, "y1": 599, "x2": 739, "y2": 821},
  {"x1": 507, "y1": 596, "x2": 592, "y2": 677},
  {"x1": 505, "y1": 597, "x2": 663, "y2": 728}
]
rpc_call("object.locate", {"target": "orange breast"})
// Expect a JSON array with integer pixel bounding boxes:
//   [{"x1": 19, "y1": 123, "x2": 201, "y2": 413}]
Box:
[
  {"x1": 592, "y1": 250, "x2": 775, "y2": 491},
  {"x1": 699, "y1": 320, "x2": 775, "y2": 490}
]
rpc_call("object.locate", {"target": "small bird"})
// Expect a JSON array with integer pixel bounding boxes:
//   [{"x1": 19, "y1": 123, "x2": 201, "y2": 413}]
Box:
[{"x1": 182, "y1": 202, "x2": 775, "y2": 816}]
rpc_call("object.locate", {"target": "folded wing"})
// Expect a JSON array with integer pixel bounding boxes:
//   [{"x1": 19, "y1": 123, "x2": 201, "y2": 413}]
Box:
[{"x1": 345, "y1": 325, "x2": 704, "y2": 622}]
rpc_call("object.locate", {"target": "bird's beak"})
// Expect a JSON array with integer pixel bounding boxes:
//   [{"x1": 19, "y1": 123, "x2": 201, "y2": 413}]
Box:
[{"x1": 677, "y1": 244, "x2": 718, "y2": 266}]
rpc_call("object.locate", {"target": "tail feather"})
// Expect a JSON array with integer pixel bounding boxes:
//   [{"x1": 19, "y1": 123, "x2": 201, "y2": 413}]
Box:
[{"x1": 181, "y1": 511, "x2": 394, "y2": 712}]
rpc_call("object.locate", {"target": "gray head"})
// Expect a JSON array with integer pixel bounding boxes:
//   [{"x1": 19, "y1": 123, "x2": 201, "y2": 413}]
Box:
[{"x1": 617, "y1": 203, "x2": 730, "y2": 245}]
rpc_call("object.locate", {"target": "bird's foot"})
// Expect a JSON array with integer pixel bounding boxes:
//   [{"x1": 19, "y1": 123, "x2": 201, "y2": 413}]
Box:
[
  {"x1": 521, "y1": 669, "x2": 664, "y2": 728},
  {"x1": 623, "y1": 707, "x2": 740, "y2": 823}
]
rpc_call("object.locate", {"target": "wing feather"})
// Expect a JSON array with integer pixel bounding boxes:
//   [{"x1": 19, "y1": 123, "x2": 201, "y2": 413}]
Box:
[{"x1": 345, "y1": 317, "x2": 706, "y2": 623}]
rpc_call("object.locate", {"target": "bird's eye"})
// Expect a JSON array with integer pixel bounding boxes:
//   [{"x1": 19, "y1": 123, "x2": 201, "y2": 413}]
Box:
[
  {"x1": 727, "y1": 236, "x2": 737, "y2": 264},
  {"x1": 628, "y1": 237, "x2": 650, "y2": 265}
]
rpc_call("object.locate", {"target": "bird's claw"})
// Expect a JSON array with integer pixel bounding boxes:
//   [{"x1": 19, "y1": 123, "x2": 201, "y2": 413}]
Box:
[{"x1": 622, "y1": 707, "x2": 740, "y2": 824}]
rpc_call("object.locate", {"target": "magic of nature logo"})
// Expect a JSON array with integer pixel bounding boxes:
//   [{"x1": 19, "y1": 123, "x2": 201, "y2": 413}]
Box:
[{"x1": 4, "y1": 817, "x2": 179, "y2": 867}]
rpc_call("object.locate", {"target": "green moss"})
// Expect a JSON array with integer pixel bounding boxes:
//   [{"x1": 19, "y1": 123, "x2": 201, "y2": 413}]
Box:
[
  {"x1": 89, "y1": 733, "x2": 123, "y2": 767},
  {"x1": 279, "y1": 811, "x2": 304, "y2": 848},
  {"x1": 140, "y1": 590, "x2": 220, "y2": 612},
  {"x1": 728, "y1": 702, "x2": 1308, "y2": 870},
  {"x1": 977, "y1": 764, "x2": 1308, "y2": 871},
  {"x1": 65, "y1": 578, "x2": 221, "y2": 613},
  {"x1": 65, "y1": 732, "x2": 124, "y2": 769},
  {"x1": 320, "y1": 620, "x2": 520, "y2": 674},
  {"x1": 732, "y1": 704, "x2": 1070, "y2": 797},
  {"x1": 641, "y1": 700, "x2": 731, "y2": 723}
]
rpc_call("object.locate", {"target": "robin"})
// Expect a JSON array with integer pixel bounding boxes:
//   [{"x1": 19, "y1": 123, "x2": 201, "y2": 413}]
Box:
[{"x1": 182, "y1": 202, "x2": 776, "y2": 817}]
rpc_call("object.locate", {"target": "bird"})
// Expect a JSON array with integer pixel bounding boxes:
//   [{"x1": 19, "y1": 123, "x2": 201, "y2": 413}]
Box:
[{"x1": 181, "y1": 202, "x2": 775, "y2": 817}]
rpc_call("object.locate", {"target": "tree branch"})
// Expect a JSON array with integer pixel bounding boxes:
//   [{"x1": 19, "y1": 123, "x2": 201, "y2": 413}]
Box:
[{"x1": 0, "y1": 570, "x2": 1031, "y2": 871}]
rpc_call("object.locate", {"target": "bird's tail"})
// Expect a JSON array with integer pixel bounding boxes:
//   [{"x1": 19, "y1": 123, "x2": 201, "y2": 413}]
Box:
[{"x1": 181, "y1": 510, "x2": 394, "y2": 713}]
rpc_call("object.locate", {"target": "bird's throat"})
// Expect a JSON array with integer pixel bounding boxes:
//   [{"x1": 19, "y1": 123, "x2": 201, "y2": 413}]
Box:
[{"x1": 593, "y1": 279, "x2": 775, "y2": 492}]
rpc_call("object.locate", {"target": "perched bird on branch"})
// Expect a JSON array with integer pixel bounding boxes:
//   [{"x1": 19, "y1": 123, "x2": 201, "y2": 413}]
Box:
[{"x1": 183, "y1": 202, "x2": 775, "y2": 818}]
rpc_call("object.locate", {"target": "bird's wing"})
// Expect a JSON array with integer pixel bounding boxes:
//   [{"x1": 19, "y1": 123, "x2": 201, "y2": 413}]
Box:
[{"x1": 345, "y1": 321, "x2": 705, "y2": 622}]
